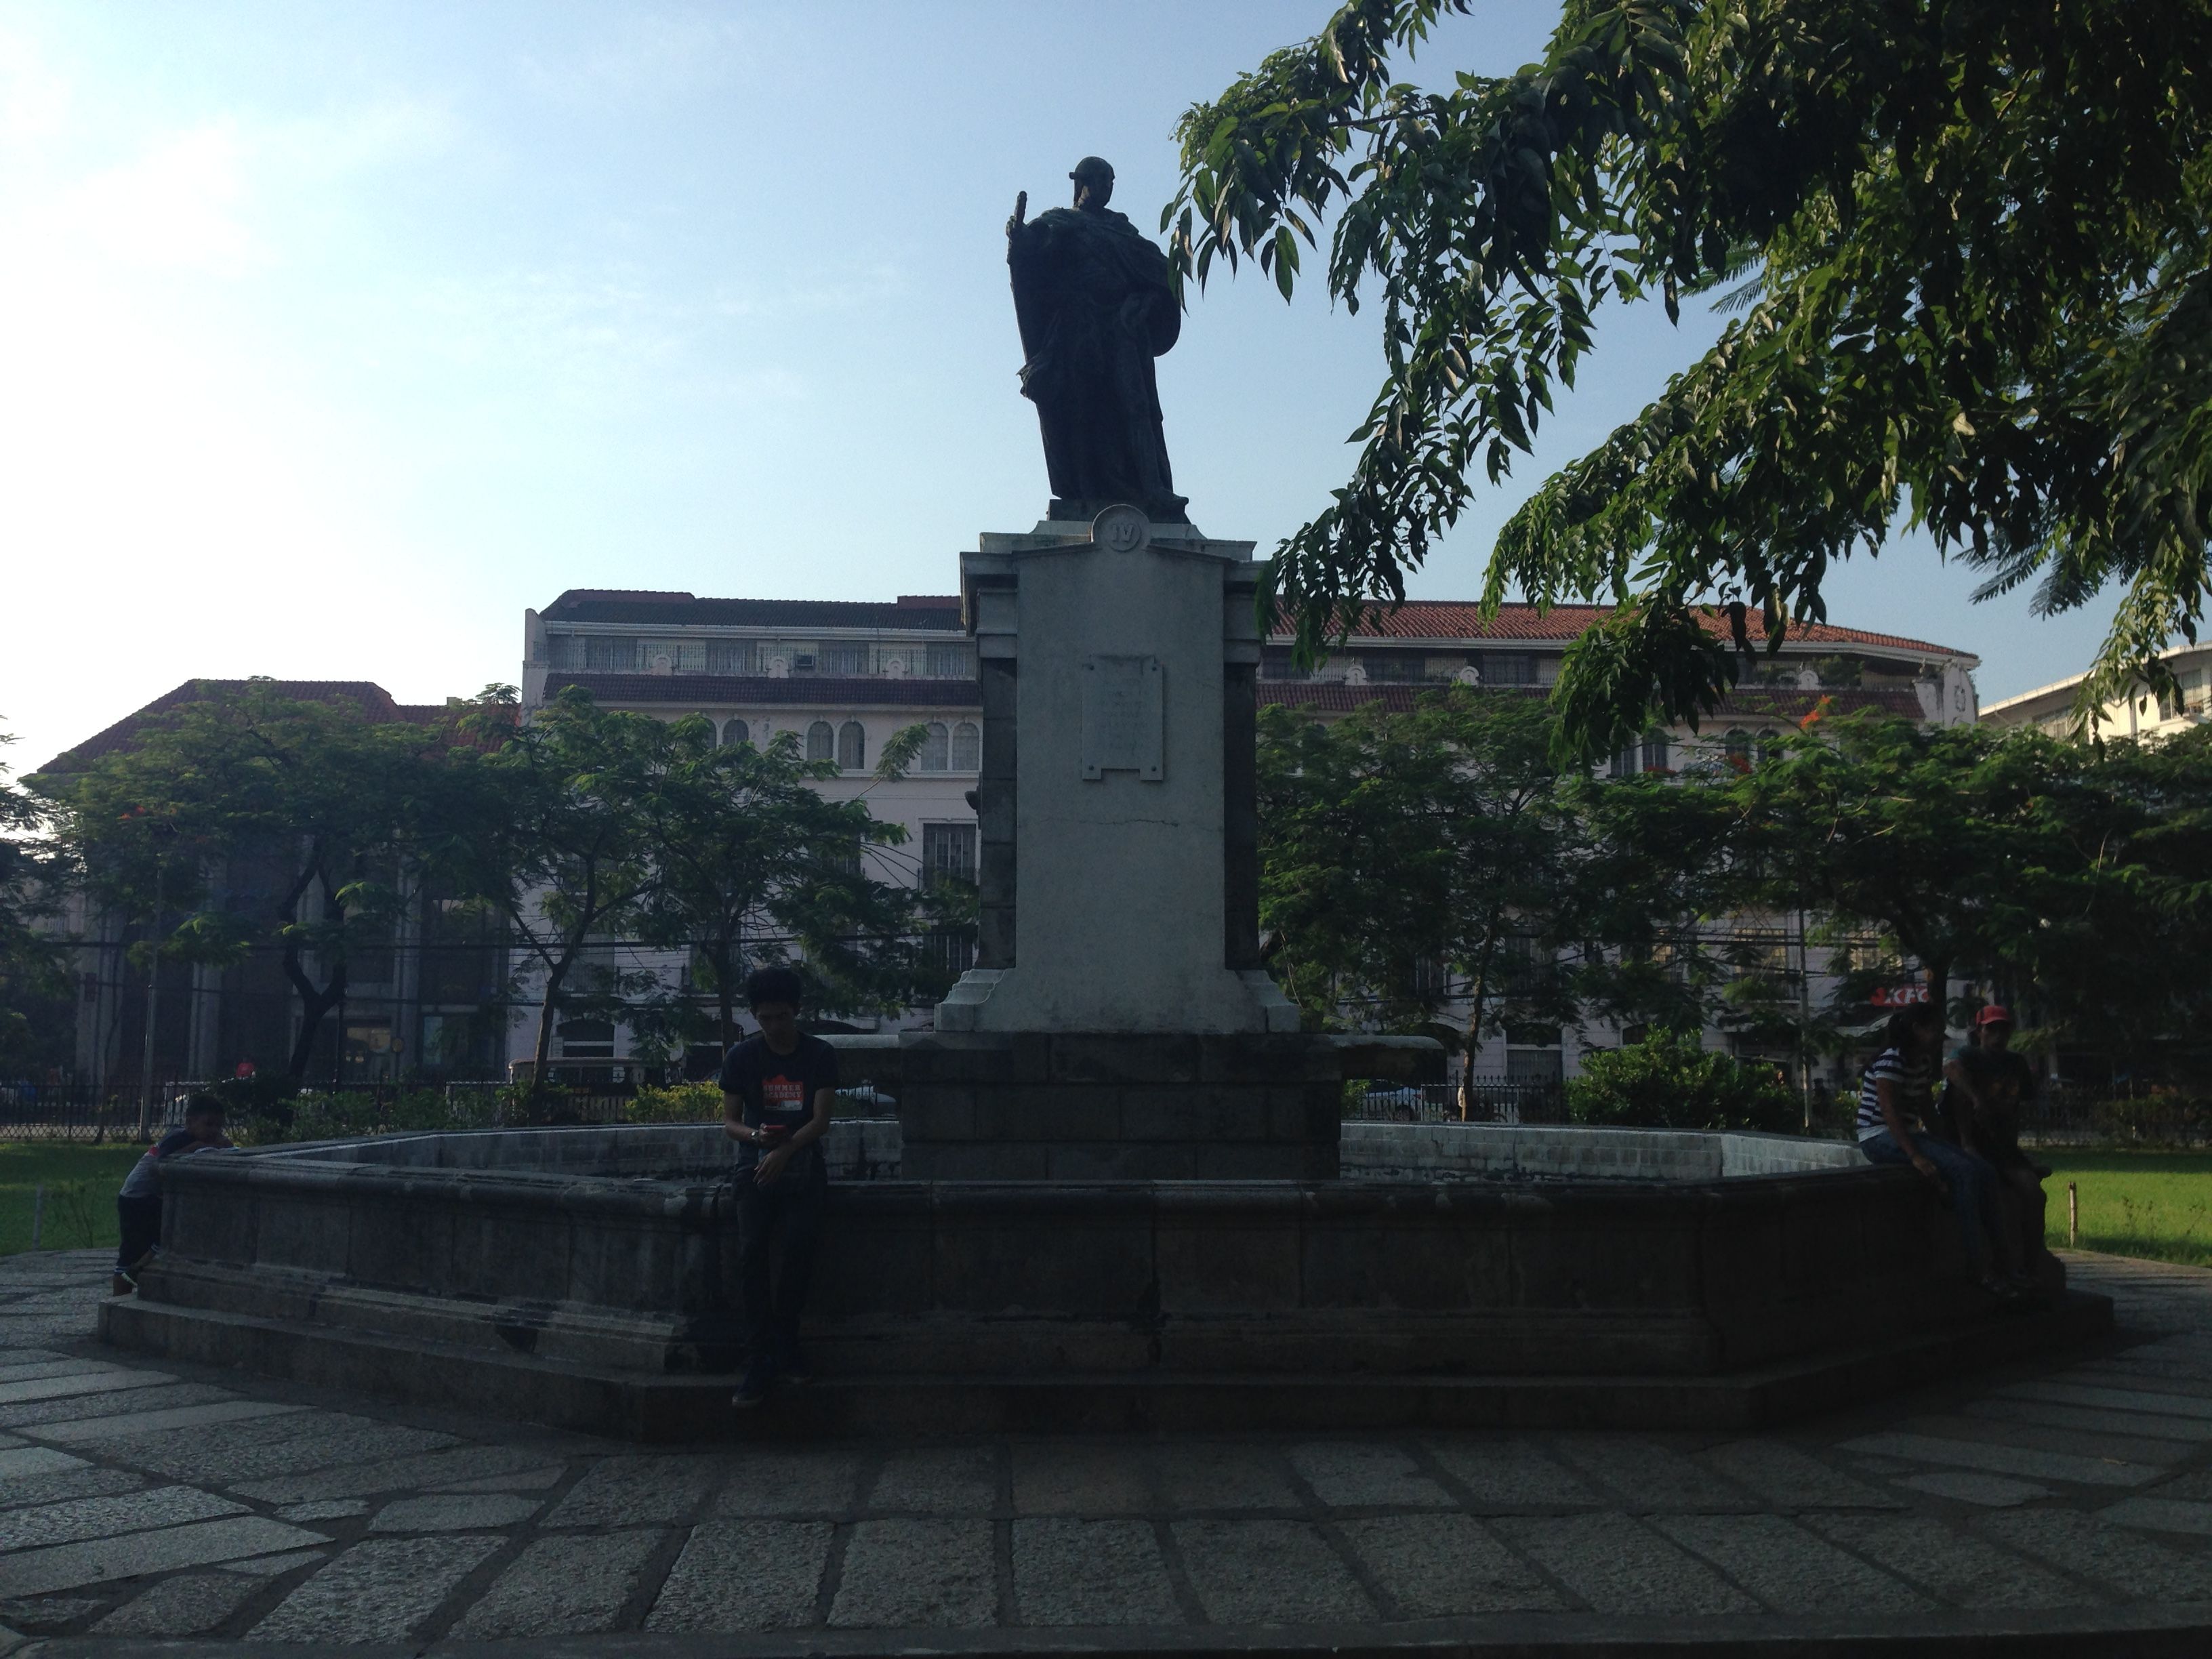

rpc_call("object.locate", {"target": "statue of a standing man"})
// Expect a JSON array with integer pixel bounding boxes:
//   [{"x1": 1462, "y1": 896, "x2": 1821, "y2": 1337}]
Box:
[{"x1": 1007, "y1": 157, "x2": 1187, "y2": 523}]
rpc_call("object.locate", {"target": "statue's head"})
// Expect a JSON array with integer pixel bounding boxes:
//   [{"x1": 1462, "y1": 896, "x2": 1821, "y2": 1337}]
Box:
[{"x1": 1069, "y1": 156, "x2": 1114, "y2": 211}]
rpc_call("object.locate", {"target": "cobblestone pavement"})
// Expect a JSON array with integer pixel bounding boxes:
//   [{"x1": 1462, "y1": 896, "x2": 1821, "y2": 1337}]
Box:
[{"x1": 1, "y1": 1252, "x2": 2209, "y2": 1653}]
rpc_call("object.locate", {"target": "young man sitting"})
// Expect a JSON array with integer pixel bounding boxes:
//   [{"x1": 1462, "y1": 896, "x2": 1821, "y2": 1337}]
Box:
[
  {"x1": 1856, "y1": 1003, "x2": 2030, "y2": 1303},
  {"x1": 112, "y1": 1092, "x2": 231, "y2": 1295},
  {"x1": 719, "y1": 966, "x2": 840, "y2": 1408},
  {"x1": 1945, "y1": 1004, "x2": 2055, "y2": 1292}
]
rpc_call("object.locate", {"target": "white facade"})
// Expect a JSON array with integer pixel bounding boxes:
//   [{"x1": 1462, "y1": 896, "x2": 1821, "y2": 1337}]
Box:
[{"x1": 1980, "y1": 641, "x2": 2211, "y2": 741}]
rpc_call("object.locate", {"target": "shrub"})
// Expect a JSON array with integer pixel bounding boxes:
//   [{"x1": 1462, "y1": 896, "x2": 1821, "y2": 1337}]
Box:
[
  {"x1": 232, "y1": 1088, "x2": 499, "y2": 1146},
  {"x1": 1567, "y1": 1029, "x2": 1801, "y2": 1133},
  {"x1": 626, "y1": 1082, "x2": 722, "y2": 1124}
]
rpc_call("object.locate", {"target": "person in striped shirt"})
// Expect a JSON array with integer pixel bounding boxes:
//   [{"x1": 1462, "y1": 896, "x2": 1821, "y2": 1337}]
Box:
[{"x1": 1855, "y1": 1002, "x2": 2028, "y2": 1300}]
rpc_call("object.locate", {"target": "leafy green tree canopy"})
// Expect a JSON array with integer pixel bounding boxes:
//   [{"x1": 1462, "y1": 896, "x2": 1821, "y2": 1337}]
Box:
[
  {"x1": 32, "y1": 684, "x2": 441, "y2": 1081},
  {"x1": 1172, "y1": 0, "x2": 2212, "y2": 754},
  {"x1": 1256, "y1": 687, "x2": 1744, "y2": 1107},
  {"x1": 0, "y1": 730, "x2": 70, "y2": 1076},
  {"x1": 632, "y1": 713, "x2": 930, "y2": 1053}
]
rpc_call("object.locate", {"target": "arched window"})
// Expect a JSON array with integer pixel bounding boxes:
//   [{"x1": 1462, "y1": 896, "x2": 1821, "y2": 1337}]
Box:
[
  {"x1": 950, "y1": 720, "x2": 980, "y2": 771},
  {"x1": 722, "y1": 718, "x2": 750, "y2": 748},
  {"x1": 1723, "y1": 728, "x2": 1751, "y2": 773},
  {"x1": 921, "y1": 721, "x2": 949, "y2": 771},
  {"x1": 806, "y1": 720, "x2": 834, "y2": 762},
  {"x1": 1609, "y1": 741, "x2": 1637, "y2": 780},
  {"x1": 1640, "y1": 730, "x2": 1670, "y2": 773},
  {"x1": 837, "y1": 720, "x2": 865, "y2": 771}
]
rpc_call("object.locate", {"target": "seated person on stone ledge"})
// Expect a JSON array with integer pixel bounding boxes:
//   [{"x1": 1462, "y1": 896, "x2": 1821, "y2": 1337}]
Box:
[
  {"x1": 1944, "y1": 1004, "x2": 2058, "y2": 1294},
  {"x1": 720, "y1": 966, "x2": 840, "y2": 1408},
  {"x1": 112, "y1": 1092, "x2": 231, "y2": 1296},
  {"x1": 1855, "y1": 1004, "x2": 2033, "y2": 1305}
]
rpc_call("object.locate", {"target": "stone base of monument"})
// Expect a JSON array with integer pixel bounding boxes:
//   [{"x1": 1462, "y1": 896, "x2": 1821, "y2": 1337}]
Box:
[
  {"x1": 100, "y1": 1122, "x2": 2111, "y2": 1440},
  {"x1": 888, "y1": 1030, "x2": 1410, "y2": 1181}
]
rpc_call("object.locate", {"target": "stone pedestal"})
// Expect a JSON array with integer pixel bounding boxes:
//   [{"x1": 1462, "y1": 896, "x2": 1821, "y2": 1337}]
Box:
[
  {"x1": 936, "y1": 508, "x2": 1296, "y2": 1036},
  {"x1": 914, "y1": 508, "x2": 1315, "y2": 1178}
]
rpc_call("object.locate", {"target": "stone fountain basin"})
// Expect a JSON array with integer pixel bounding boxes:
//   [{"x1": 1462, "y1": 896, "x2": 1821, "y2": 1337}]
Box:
[{"x1": 112, "y1": 1120, "x2": 2013, "y2": 1390}]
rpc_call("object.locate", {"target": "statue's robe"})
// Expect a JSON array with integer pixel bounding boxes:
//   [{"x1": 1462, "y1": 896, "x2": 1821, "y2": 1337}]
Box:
[{"x1": 1008, "y1": 205, "x2": 1185, "y2": 521}]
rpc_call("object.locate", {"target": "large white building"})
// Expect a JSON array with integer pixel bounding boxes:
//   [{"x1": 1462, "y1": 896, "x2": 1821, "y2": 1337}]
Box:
[{"x1": 523, "y1": 588, "x2": 1981, "y2": 1092}]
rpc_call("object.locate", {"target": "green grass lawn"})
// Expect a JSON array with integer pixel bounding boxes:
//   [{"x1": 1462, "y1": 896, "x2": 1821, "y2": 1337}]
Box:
[
  {"x1": 0, "y1": 1142, "x2": 142, "y2": 1258},
  {"x1": 2042, "y1": 1151, "x2": 2212, "y2": 1268}
]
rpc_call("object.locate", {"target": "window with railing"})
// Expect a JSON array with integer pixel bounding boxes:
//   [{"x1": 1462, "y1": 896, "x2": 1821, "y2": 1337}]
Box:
[
  {"x1": 950, "y1": 720, "x2": 980, "y2": 771},
  {"x1": 706, "y1": 640, "x2": 757, "y2": 676},
  {"x1": 822, "y1": 643, "x2": 870, "y2": 676},
  {"x1": 1360, "y1": 653, "x2": 1429, "y2": 683},
  {"x1": 806, "y1": 720, "x2": 835, "y2": 762},
  {"x1": 722, "y1": 718, "x2": 750, "y2": 748},
  {"x1": 920, "y1": 721, "x2": 950, "y2": 771},
  {"x1": 582, "y1": 636, "x2": 636, "y2": 672},
  {"x1": 924, "y1": 643, "x2": 975, "y2": 678},
  {"x1": 837, "y1": 720, "x2": 866, "y2": 771},
  {"x1": 922, "y1": 822, "x2": 977, "y2": 884},
  {"x1": 1483, "y1": 652, "x2": 1536, "y2": 686}
]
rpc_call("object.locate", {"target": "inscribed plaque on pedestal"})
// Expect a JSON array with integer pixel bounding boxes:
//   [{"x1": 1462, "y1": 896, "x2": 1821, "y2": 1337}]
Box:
[{"x1": 1080, "y1": 656, "x2": 1164, "y2": 781}]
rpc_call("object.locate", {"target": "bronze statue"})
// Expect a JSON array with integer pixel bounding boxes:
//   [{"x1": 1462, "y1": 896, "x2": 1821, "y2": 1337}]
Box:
[{"x1": 1006, "y1": 157, "x2": 1187, "y2": 523}]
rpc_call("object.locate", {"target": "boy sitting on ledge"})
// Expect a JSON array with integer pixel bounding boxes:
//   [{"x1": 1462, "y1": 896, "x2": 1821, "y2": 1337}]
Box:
[
  {"x1": 112, "y1": 1092, "x2": 230, "y2": 1296},
  {"x1": 720, "y1": 966, "x2": 839, "y2": 1408}
]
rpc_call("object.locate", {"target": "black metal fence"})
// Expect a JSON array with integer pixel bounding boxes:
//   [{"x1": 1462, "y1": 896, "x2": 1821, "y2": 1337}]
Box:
[
  {"x1": 2018, "y1": 1089, "x2": 2212, "y2": 1147},
  {"x1": 1345, "y1": 1082, "x2": 1569, "y2": 1125}
]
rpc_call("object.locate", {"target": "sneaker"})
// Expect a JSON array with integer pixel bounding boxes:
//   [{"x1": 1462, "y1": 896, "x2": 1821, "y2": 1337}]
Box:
[
  {"x1": 731, "y1": 1356, "x2": 778, "y2": 1409},
  {"x1": 781, "y1": 1346, "x2": 813, "y2": 1385}
]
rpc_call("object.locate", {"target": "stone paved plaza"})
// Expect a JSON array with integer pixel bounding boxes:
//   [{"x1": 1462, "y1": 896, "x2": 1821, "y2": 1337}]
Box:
[{"x1": 1, "y1": 1251, "x2": 2210, "y2": 1653}]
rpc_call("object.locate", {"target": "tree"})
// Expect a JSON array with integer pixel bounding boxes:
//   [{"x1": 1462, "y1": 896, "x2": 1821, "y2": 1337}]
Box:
[
  {"x1": 430, "y1": 687, "x2": 659, "y2": 1101},
  {"x1": 632, "y1": 715, "x2": 930, "y2": 1052},
  {"x1": 0, "y1": 731, "x2": 70, "y2": 1077},
  {"x1": 1971, "y1": 723, "x2": 2212, "y2": 1077},
  {"x1": 1171, "y1": 0, "x2": 2212, "y2": 753},
  {"x1": 33, "y1": 684, "x2": 436, "y2": 1083},
  {"x1": 1724, "y1": 716, "x2": 2064, "y2": 1014},
  {"x1": 1257, "y1": 687, "x2": 1736, "y2": 1111}
]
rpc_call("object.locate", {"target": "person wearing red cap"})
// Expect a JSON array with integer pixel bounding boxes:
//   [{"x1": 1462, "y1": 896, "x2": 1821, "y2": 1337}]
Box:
[{"x1": 1945, "y1": 1006, "x2": 2053, "y2": 1292}]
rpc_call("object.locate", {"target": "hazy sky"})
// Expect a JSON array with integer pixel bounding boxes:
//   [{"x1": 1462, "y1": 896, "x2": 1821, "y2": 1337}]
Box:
[{"x1": 1, "y1": 1, "x2": 2123, "y2": 777}]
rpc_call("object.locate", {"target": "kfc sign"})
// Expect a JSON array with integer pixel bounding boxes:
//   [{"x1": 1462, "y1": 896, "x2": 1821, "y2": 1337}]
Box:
[{"x1": 1868, "y1": 984, "x2": 1930, "y2": 1007}]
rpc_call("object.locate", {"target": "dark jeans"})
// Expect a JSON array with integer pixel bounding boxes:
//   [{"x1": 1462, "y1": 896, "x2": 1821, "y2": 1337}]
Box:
[
  {"x1": 735, "y1": 1156, "x2": 827, "y2": 1361},
  {"x1": 1861, "y1": 1130, "x2": 2004, "y2": 1274},
  {"x1": 116, "y1": 1194, "x2": 161, "y2": 1273}
]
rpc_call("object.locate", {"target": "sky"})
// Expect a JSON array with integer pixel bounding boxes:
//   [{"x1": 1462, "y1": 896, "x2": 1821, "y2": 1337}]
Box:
[{"x1": 0, "y1": 1, "x2": 2125, "y2": 778}]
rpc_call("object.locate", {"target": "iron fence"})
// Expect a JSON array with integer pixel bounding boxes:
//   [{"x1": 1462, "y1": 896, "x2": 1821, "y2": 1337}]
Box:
[{"x1": 1345, "y1": 1082, "x2": 1568, "y2": 1126}]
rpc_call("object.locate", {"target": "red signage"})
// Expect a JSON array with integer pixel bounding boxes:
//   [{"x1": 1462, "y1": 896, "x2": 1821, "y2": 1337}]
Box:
[{"x1": 1868, "y1": 984, "x2": 1930, "y2": 1007}]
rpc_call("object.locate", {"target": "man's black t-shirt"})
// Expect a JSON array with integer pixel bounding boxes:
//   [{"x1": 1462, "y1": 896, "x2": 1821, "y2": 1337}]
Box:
[
  {"x1": 1949, "y1": 1044, "x2": 2037, "y2": 1158},
  {"x1": 718, "y1": 1033, "x2": 839, "y2": 1172}
]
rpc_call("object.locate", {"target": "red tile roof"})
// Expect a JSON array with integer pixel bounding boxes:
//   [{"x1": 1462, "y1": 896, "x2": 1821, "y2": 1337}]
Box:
[
  {"x1": 1277, "y1": 601, "x2": 1969, "y2": 659},
  {"x1": 40, "y1": 680, "x2": 487, "y2": 773},
  {"x1": 544, "y1": 673, "x2": 983, "y2": 709},
  {"x1": 1256, "y1": 683, "x2": 1927, "y2": 721}
]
